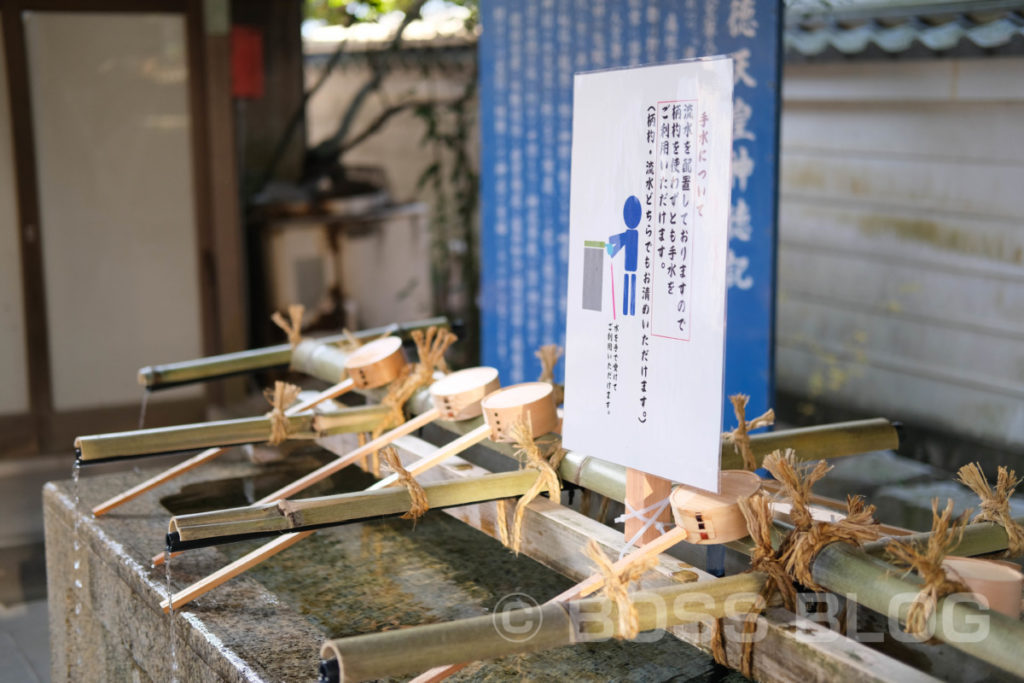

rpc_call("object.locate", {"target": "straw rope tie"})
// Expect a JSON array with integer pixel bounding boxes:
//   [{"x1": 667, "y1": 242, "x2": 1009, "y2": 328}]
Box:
[
  {"x1": 264, "y1": 381, "x2": 302, "y2": 446},
  {"x1": 337, "y1": 328, "x2": 362, "y2": 353},
  {"x1": 495, "y1": 498, "x2": 511, "y2": 547},
  {"x1": 504, "y1": 417, "x2": 564, "y2": 555},
  {"x1": 732, "y1": 449, "x2": 879, "y2": 677},
  {"x1": 721, "y1": 394, "x2": 775, "y2": 471},
  {"x1": 582, "y1": 539, "x2": 657, "y2": 640},
  {"x1": 271, "y1": 304, "x2": 305, "y2": 349},
  {"x1": 535, "y1": 344, "x2": 565, "y2": 405},
  {"x1": 956, "y1": 462, "x2": 1024, "y2": 557},
  {"x1": 381, "y1": 446, "x2": 430, "y2": 521},
  {"x1": 887, "y1": 499, "x2": 971, "y2": 640},
  {"x1": 368, "y1": 326, "x2": 457, "y2": 461}
]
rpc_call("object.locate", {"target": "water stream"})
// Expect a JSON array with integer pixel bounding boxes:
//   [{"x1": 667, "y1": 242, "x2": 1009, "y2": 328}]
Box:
[
  {"x1": 165, "y1": 550, "x2": 180, "y2": 682},
  {"x1": 70, "y1": 461, "x2": 84, "y2": 674},
  {"x1": 139, "y1": 388, "x2": 151, "y2": 429}
]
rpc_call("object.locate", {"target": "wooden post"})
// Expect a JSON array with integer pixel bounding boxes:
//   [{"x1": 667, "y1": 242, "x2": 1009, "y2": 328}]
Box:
[{"x1": 624, "y1": 470, "x2": 674, "y2": 545}]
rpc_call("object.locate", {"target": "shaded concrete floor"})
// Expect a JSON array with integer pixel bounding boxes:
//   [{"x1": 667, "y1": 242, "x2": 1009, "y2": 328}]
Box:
[{"x1": 0, "y1": 600, "x2": 50, "y2": 683}]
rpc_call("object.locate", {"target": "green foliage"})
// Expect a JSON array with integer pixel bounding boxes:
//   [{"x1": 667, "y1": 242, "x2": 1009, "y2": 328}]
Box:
[
  {"x1": 305, "y1": 0, "x2": 477, "y2": 29},
  {"x1": 304, "y1": 0, "x2": 420, "y2": 26}
]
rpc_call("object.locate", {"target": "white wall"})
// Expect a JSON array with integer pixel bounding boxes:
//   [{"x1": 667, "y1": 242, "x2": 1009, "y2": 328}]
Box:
[
  {"x1": 23, "y1": 12, "x2": 203, "y2": 410},
  {"x1": 777, "y1": 57, "x2": 1024, "y2": 448}
]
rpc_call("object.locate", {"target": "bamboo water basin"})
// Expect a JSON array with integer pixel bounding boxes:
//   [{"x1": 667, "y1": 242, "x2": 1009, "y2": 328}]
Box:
[{"x1": 44, "y1": 441, "x2": 743, "y2": 682}]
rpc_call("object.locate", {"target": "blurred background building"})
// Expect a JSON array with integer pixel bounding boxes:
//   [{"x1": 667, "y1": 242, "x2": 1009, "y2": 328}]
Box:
[{"x1": 0, "y1": 1, "x2": 1022, "y2": 678}]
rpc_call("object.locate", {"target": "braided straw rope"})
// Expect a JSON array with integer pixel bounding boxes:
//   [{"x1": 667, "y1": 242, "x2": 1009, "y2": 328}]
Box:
[
  {"x1": 381, "y1": 446, "x2": 430, "y2": 520},
  {"x1": 535, "y1": 344, "x2": 565, "y2": 405},
  {"x1": 504, "y1": 416, "x2": 565, "y2": 554},
  {"x1": 582, "y1": 539, "x2": 658, "y2": 639},
  {"x1": 271, "y1": 304, "x2": 305, "y2": 348},
  {"x1": 367, "y1": 327, "x2": 458, "y2": 461},
  {"x1": 731, "y1": 449, "x2": 878, "y2": 677},
  {"x1": 956, "y1": 463, "x2": 1024, "y2": 557},
  {"x1": 263, "y1": 381, "x2": 303, "y2": 446},
  {"x1": 721, "y1": 394, "x2": 774, "y2": 471},
  {"x1": 886, "y1": 499, "x2": 971, "y2": 639}
]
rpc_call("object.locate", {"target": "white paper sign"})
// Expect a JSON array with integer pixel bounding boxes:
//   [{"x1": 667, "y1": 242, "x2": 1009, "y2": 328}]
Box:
[{"x1": 563, "y1": 57, "x2": 734, "y2": 493}]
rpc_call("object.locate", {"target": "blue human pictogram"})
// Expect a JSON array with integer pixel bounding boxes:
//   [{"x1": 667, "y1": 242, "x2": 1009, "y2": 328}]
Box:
[{"x1": 606, "y1": 195, "x2": 641, "y2": 316}]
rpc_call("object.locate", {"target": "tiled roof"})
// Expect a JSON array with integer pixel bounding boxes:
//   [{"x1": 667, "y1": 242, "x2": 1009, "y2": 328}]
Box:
[{"x1": 786, "y1": 1, "x2": 1024, "y2": 59}]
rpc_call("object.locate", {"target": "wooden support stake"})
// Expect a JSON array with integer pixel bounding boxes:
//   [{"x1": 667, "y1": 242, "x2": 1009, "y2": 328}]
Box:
[{"x1": 624, "y1": 469, "x2": 674, "y2": 545}]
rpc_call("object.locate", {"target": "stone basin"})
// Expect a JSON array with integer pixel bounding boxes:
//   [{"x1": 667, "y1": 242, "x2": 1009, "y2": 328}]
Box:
[{"x1": 44, "y1": 447, "x2": 738, "y2": 682}]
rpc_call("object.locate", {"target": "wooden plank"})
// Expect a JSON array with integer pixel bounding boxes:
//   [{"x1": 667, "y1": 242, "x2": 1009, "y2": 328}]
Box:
[
  {"x1": 625, "y1": 470, "x2": 674, "y2": 545},
  {"x1": 779, "y1": 200, "x2": 1024, "y2": 277},
  {"x1": 776, "y1": 345, "x2": 1024, "y2": 449},
  {"x1": 783, "y1": 58, "x2": 1024, "y2": 104},
  {"x1": 780, "y1": 152, "x2": 1024, "y2": 222},
  {"x1": 777, "y1": 298, "x2": 1024, "y2": 399},
  {"x1": 318, "y1": 431, "x2": 937, "y2": 683},
  {"x1": 781, "y1": 102, "x2": 1024, "y2": 164},
  {"x1": 778, "y1": 245, "x2": 1024, "y2": 340}
]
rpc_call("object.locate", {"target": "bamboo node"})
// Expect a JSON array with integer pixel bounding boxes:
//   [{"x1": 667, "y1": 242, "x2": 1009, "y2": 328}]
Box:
[
  {"x1": 381, "y1": 446, "x2": 430, "y2": 521},
  {"x1": 956, "y1": 462, "x2": 1024, "y2": 557},
  {"x1": 582, "y1": 539, "x2": 657, "y2": 640},
  {"x1": 271, "y1": 304, "x2": 305, "y2": 349},
  {"x1": 505, "y1": 416, "x2": 564, "y2": 554},
  {"x1": 886, "y1": 498, "x2": 971, "y2": 639},
  {"x1": 721, "y1": 394, "x2": 775, "y2": 471},
  {"x1": 263, "y1": 381, "x2": 302, "y2": 446},
  {"x1": 535, "y1": 344, "x2": 565, "y2": 405}
]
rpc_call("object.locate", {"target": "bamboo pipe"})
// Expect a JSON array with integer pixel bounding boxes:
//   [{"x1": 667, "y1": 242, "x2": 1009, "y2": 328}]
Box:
[
  {"x1": 159, "y1": 382, "x2": 558, "y2": 609},
  {"x1": 92, "y1": 381, "x2": 355, "y2": 516},
  {"x1": 318, "y1": 572, "x2": 767, "y2": 683},
  {"x1": 403, "y1": 515, "x2": 1024, "y2": 683},
  {"x1": 81, "y1": 336, "x2": 411, "y2": 465},
  {"x1": 137, "y1": 316, "x2": 448, "y2": 389},
  {"x1": 75, "y1": 403, "x2": 388, "y2": 464},
  {"x1": 167, "y1": 470, "x2": 547, "y2": 550},
  {"x1": 149, "y1": 408, "x2": 444, "y2": 568},
  {"x1": 412, "y1": 470, "x2": 762, "y2": 683},
  {"x1": 157, "y1": 426, "x2": 487, "y2": 609},
  {"x1": 719, "y1": 516, "x2": 1024, "y2": 678}
]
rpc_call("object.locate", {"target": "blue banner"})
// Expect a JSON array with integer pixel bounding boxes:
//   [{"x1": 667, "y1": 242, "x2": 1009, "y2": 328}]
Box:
[{"x1": 478, "y1": 0, "x2": 781, "y2": 427}]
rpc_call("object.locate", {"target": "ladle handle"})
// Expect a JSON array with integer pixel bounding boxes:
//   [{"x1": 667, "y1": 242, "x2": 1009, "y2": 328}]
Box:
[{"x1": 367, "y1": 423, "x2": 492, "y2": 491}]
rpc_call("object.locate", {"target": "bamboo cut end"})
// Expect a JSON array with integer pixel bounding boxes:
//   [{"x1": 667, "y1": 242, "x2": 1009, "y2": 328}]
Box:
[
  {"x1": 480, "y1": 382, "x2": 558, "y2": 442},
  {"x1": 429, "y1": 366, "x2": 501, "y2": 420},
  {"x1": 670, "y1": 470, "x2": 761, "y2": 545},
  {"x1": 343, "y1": 336, "x2": 407, "y2": 389}
]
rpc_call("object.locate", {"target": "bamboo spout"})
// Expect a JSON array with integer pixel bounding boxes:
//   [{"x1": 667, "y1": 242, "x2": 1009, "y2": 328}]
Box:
[
  {"x1": 318, "y1": 573, "x2": 766, "y2": 682},
  {"x1": 75, "y1": 403, "x2": 389, "y2": 464},
  {"x1": 137, "y1": 316, "x2": 448, "y2": 389},
  {"x1": 92, "y1": 380, "x2": 359, "y2": 516},
  {"x1": 720, "y1": 515, "x2": 1024, "y2": 679},
  {"x1": 166, "y1": 470, "x2": 547, "y2": 551}
]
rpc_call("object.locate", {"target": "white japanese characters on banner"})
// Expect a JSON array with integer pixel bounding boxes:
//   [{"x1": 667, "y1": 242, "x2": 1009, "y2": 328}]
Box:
[{"x1": 563, "y1": 58, "x2": 733, "y2": 493}]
